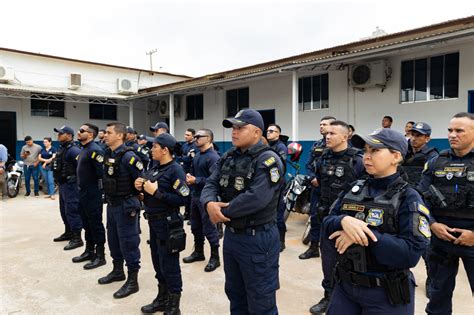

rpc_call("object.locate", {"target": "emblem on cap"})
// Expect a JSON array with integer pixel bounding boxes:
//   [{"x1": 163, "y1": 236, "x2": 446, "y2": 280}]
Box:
[{"x1": 415, "y1": 123, "x2": 424, "y2": 129}]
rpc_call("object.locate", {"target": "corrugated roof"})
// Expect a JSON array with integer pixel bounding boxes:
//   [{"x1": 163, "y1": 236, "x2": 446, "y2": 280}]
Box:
[
  {"x1": 140, "y1": 15, "x2": 474, "y2": 95},
  {"x1": 0, "y1": 47, "x2": 192, "y2": 79}
]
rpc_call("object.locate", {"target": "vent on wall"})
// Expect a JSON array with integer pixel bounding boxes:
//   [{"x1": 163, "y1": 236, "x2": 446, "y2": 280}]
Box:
[
  {"x1": 69, "y1": 73, "x2": 81, "y2": 90},
  {"x1": 0, "y1": 66, "x2": 15, "y2": 83}
]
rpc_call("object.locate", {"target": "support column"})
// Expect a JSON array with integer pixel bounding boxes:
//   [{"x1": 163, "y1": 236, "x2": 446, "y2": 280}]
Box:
[
  {"x1": 291, "y1": 70, "x2": 299, "y2": 141},
  {"x1": 129, "y1": 102, "x2": 134, "y2": 128},
  {"x1": 169, "y1": 94, "x2": 175, "y2": 136}
]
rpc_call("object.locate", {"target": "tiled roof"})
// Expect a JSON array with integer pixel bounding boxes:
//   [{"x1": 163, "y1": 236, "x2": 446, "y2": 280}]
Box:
[{"x1": 140, "y1": 15, "x2": 474, "y2": 95}]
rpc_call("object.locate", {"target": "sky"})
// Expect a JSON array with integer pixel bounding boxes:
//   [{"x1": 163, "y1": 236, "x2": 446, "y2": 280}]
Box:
[{"x1": 1, "y1": 0, "x2": 472, "y2": 77}]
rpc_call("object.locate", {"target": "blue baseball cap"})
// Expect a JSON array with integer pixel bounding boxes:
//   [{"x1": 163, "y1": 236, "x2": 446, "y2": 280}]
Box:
[
  {"x1": 150, "y1": 122, "x2": 169, "y2": 132},
  {"x1": 411, "y1": 122, "x2": 432, "y2": 135},
  {"x1": 53, "y1": 125, "x2": 74, "y2": 135},
  {"x1": 223, "y1": 109, "x2": 264, "y2": 131},
  {"x1": 154, "y1": 133, "x2": 177, "y2": 150},
  {"x1": 352, "y1": 128, "x2": 408, "y2": 156},
  {"x1": 126, "y1": 126, "x2": 135, "y2": 134}
]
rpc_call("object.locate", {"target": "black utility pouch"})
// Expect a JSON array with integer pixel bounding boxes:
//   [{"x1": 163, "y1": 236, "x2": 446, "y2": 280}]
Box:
[{"x1": 166, "y1": 213, "x2": 186, "y2": 254}]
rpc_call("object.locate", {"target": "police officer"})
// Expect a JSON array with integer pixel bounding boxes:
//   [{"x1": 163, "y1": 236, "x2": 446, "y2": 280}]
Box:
[
  {"x1": 323, "y1": 128, "x2": 430, "y2": 315},
  {"x1": 309, "y1": 120, "x2": 365, "y2": 314},
  {"x1": 402, "y1": 122, "x2": 438, "y2": 187},
  {"x1": 201, "y1": 109, "x2": 284, "y2": 314},
  {"x1": 135, "y1": 133, "x2": 189, "y2": 315},
  {"x1": 52, "y1": 126, "x2": 83, "y2": 250},
  {"x1": 126, "y1": 126, "x2": 150, "y2": 170},
  {"x1": 300, "y1": 116, "x2": 336, "y2": 259},
  {"x1": 417, "y1": 112, "x2": 474, "y2": 315},
  {"x1": 266, "y1": 123, "x2": 288, "y2": 251},
  {"x1": 137, "y1": 134, "x2": 151, "y2": 170},
  {"x1": 97, "y1": 129, "x2": 107, "y2": 150},
  {"x1": 183, "y1": 129, "x2": 221, "y2": 272},
  {"x1": 178, "y1": 128, "x2": 197, "y2": 220},
  {"x1": 72, "y1": 123, "x2": 107, "y2": 270},
  {"x1": 150, "y1": 122, "x2": 169, "y2": 137},
  {"x1": 98, "y1": 122, "x2": 144, "y2": 299}
]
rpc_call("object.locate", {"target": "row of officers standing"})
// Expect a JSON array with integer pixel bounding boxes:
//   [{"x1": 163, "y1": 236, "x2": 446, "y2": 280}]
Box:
[{"x1": 48, "y1": 108, "x2": 473, "y2": 315}]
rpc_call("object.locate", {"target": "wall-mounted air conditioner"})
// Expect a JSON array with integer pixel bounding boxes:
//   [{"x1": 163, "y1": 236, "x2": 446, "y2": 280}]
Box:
[
  {"x1": 0, "y1": 66, "x2": 15, "y2": 83},
  {"x1": 117, "y1": 78, "x2": 138, "y2": 95},
  {"x1": 69, "y1": 73, "x2": 81, "y2": 90},
  {"x1": 349, "y1": 60, "x2": 387, "y2": 88},
  {"x1": 158, "y1": 100, "x2": 169, "y2": 117}
]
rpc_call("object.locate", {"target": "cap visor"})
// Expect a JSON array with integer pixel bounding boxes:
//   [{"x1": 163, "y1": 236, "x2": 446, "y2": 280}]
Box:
[
  {"x1": 145, "y1": 136, "x2": 155, "y2": 142},
  {"x1": 150, "y1": 127, "x2": 157, "y2": 132},
  {"x1": 222, "y1": 118, "x2": 247, "y2": 128},
  {"x1": 411, "y1": 129, "x2": 429, "y2": 135},
  {"x1": 351, "y1": 134, "x2": 387, "y2": 149},
  {"x1": 53, "y1": 128, "x2": 62, "y2": 133}
]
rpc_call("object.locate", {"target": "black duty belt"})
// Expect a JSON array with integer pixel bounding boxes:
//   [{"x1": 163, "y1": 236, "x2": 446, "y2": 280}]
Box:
[
  {"x1": 143, "y1": 210, "x2": 177, "y2": 221},
  {"x1": 336, "y1": 266, "x2": 384, "y2": 288},
  {"x1": 226, "y1": 222, "x2": 275, "y2": 236}
]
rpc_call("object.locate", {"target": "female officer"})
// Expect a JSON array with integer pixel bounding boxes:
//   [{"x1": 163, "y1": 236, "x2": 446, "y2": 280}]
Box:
[
  {"x1": 323, "y1": 128, "x2": 430, "y2": 315},
  {"x1": 134, "y1": 133, "x2": 189, "y2": 315}
]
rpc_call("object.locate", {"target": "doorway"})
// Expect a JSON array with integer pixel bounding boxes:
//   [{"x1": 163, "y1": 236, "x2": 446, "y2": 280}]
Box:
[
  {"x1": 468, "y1": 90, "x2": 474, "y2": 113},
  {"x1": 0, "y1": 111, "x2": 17, "y2": 158}
]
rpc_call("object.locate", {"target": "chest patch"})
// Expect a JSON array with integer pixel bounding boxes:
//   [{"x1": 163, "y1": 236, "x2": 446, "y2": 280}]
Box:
[
  {"x1": 234, "y1": 176, "x2": 245, "y2": 191},
  {"x1": 366, "y1": 209, "x2": 384, "y2": 226},
  {"x1": 107, "y1": 166, "x2": 114, "y2": 176},
  {"x1": 355, "y1": 212, "x2": 366, "y2": 221},
  {"x1": 341, "y1": 203, "x2": 365, "y2": 212},
  {"x1": 335, "y1": 166, "x2": 344, "y2": 177},
  {"x1": 467, "y1": 171, "x2": 474, "y2": 181}
]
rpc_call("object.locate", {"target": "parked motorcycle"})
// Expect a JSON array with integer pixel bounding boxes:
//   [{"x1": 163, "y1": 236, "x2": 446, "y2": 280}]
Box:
[
  {"x1": 284, "y1": 142, "x2": 312, "y2": 244},
  {"x1": 6, "y1": 159, "x2": 24, "y2": 198}
]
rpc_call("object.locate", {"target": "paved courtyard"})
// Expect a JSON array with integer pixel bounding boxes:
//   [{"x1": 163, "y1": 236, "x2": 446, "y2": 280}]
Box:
[{"x1": 0, "y1": 194, "x2": 472, "y2": 314}]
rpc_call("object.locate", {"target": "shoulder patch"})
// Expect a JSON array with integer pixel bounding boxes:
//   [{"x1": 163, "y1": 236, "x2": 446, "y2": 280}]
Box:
[
  {"x1": 75, "y1": 155, "x2": 79, "y2": 161},
  {"x1": 178, "y1": 184, "x2": 190, "y2": 197},
  {"x1": 263, "y1": 156, "x2": 276, "y2": 167},
  {"x1": 423, "y1": 162, "x2": 428, "y2": 172},
  {"x1": 91, "y1": 152, "x2": 96, "y2": 159},
  {"x1": 416, "y1": 203, "x2": 430, "y2": 217},
  {"x1": 418, "y1": 216, "x2": 431, "y2": 238},
  {"x1": 269, "y1": 167, "x2": 280, "y2": 183},
  {"x1": 135, "y1": 161, "x2": 143, "y2": 171},
  {"x1": 173, "y1": 179, "x2": 180, "y2": 189},
  {"x1": 129, "y1": 156, "x2": 135, "y2": 165}
]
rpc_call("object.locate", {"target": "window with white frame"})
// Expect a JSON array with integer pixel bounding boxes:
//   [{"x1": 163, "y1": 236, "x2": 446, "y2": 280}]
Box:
[
  {"x1": 298, "y1": 73, "x2": 329, "y2": 111},
  {"x1": 186, "y1": 94, "x2": 204, "y2": 120},
  {"x1": 226, "y1": 87, "x2": 249, "y2": 117},
  {"x1": 400, "y1": 52, "x2": 459, "y2": 103},
  {"x1": 31, "y1": 95, "x2": 65, "y2": 117}
]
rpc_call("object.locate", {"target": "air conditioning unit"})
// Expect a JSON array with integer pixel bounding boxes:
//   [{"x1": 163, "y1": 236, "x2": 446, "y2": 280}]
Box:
[
  {"x1": 69, "y1": 73, "x2": 81, "y2": 90},
  {"x1": 0, "y1": 66, "x2": 15, "y2": 83},
  {"x1": 349, "y1": 60, "x2": 387, "y2": 88},
  {"x1": 117, "y1": 78, "x2": 138, "y2": 95},
  {"x1": 158, "y1": 100, "x2": 169, "y2": 117}
]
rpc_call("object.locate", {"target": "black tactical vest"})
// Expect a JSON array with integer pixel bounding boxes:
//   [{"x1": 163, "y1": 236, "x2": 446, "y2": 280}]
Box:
[
  {"x1": 429, "y1": 150, "x2": 474, "y2": 219},
  {"x1": 52, "y1": 142, "x2": 77, "y2": 183},
  {"x1": 103, "y1": 147, "x2": 137, "y2": 198},
  {"x1": 319, "y1": 147, "x2": 360, "y2": 208},
  {"x1": 311, "y1": 141, "x2": 326, "y2": 170},
  {"x1": 339, "y1": 177, "x2": 408, "y2": 271},
  {"x1": 142, "y1": 164, "x2": 178, "y2": 211},
  {"x1": 401, "y1": 147, "x2": 437, "y2": 186},
  {"x1": 218, "y1": 144, "x2": 281, "y2": 229}
]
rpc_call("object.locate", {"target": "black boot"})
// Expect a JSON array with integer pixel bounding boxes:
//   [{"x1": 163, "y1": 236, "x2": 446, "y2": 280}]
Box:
[
  {"x1": 113, "y1": 271, "x2": 139, "y2": 299},
  {"x1": 53, "y1": 229, "x2": 72, "y2": 242},
  {"x1": 141, "y1": 283, "x2": 169, "y2": 313},
  {"x1": 182, "y1": 243, "x2": 205, "y2": 263},
  {"x1": 204, "y1": 246, "x2": 220, "y2": 272},
  {"x1": 164, "y1": 293, "x2": 181, "y2": 315},
  {"x1": 84, "y1": 244, "x2": 106, "y2": 270},
  {"x1": 64, "y1": 231, "x2": 84, "y2": 250},
  {"x1": 279, "y1": 229, "x2": 286, "y2": 252},
  {"x1": 98, "y1": 261, "x2": 126, "y2": 284},
  {"x1": 309, "y1": 292, "x2": 330, "y2": 314},
  {"x1": 217, "y1": 223, "x2": 224, "y2": 239},
  {"x1": 72, "y1": 242, "x2": 95, "y2": 263},
  {"x1": 299, "y1": 241, "x2": 320, "y2": 259}
]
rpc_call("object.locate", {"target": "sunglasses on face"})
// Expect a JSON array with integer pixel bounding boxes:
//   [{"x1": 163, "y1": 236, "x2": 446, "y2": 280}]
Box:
[
  {"x1": 79, "y1": 128, "x2": 92, "y2": 134},
  {"x1": 267, "y1": 130, "x2": 278, "y2": 134},
  {"x1": 194, "y1": 135, "x2": 209, "y2": 139}
]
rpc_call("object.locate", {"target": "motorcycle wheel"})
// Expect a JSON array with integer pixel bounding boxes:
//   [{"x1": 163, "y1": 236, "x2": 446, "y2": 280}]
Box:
[
  {"x1": 302, "y1": 217, "x2": 311, "y2": 245},
  {"x1": 7, "y1": 176, "x2": 19, "y2": 198},
  {"x1": 283, "y1": 209, "x2": 291, "y2": 222}
]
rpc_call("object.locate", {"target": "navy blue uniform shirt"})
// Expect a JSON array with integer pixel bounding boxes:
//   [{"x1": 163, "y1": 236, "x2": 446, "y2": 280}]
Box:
[
  {"x1": 417, "y1": 149, "x2": 474, "y2": 230},
  {"x1": 109, "y1": 144, "x2": 144, "y2": 181},
  {"x1": 77, "y1": 140, "x2": 104, "y2": 188},
  {"x1": 190, "y1": 147, "x2": 220, "y2": 198},
  {"x1": 61, "y1": 141, "x2": 81, "y2": 169},
  {"x1": 126, "y1": 140, "x2": 150, "y2": 168},
  {"x1": 201, "y1": 143, "x2": 284, "y2": 219},
  {"x1": 179, "y1": 141, "x2": 197, "y2": 173},
  {"x1": 306, "y1": 138, "x2": 326, "y2": 178},
  {"x1": 143, "y1": 160, "x2": 188, "y2": 213},
  {"x1": 269, "y1": 139, "x2": 287, "y2": 163},
  {"x1": 324, "y1": 173, "x2": 430, "y2": 269}
]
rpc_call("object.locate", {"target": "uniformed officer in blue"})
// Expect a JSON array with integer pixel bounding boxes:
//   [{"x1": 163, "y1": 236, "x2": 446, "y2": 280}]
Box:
[
  {"x1": 126, "y1": 126, "x2": 150, "y2": 170},
  {"x1": 137, "y1": 134, "x2": 152, "y2": 170},
  {"x1": 323, "y1": 128, "x2": 430, "y2": 315},
  {"x1": 402, "y1": 122, "x2": 438, "y2": 186},
  {"x1": 72, "y1": 123, "x2": 107, "y2": 270},
  {"x1": 201, "y1": 109, "x2": 285, "y2": 314},
  {"x1": 98, "y1": 122, "x2": 144, "y2": 299},
  {"x1": 301, "y1": 116, "x2": 336, "y2": 259},
  {"x1": 417, "y1": 112, "x2": 474, "y2": 315},
  {"x1": 178, "y1": 128, "x2": 197, "y2": 220},
  {"x1": 266, "y1": 123, "x2": 288, "y2": 251},
  {"x1": 308, "y1": 120, "x2": 365, "y2": 315},
  {"x1": 183, "y1": 128, "x2": 221, "y2": 272},
  {"x1": 52, "y1": 126, "x2": 84, "y2": 250},
  {"x1": 135, "y1": 133, "x2": 189, "y2": 315}
]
